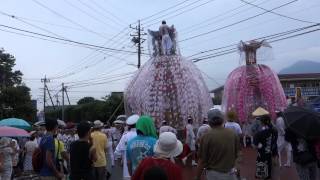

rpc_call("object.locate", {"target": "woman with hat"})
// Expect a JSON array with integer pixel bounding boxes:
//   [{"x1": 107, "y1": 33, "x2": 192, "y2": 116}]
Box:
[
  {"x1": 253, "y1": 112, "x2": 278, "y2": 180},
  {"x1": 132, "y1": 132, "x2": 183, "y2": 180}
]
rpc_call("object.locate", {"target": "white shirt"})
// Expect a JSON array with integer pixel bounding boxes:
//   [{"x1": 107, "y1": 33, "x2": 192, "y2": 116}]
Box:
[
  {"x1": 224, "y1": 122, "x2": 242, "y2": 135},
  {"x1": 196, "y1": 124, "x2": 211, "y2": 141},
  {"x1": 114, "y1": 128, "x2": 137, "y2": 179},
  {"x1": 159, "y1": 126, "x2": 177, "y2": 134},
  {"x1": 275, "y1": 117, "x2": 285, "y2": 136},
  {"x1": 186, "y1": 124, "x2": 195, "y2": 146}
]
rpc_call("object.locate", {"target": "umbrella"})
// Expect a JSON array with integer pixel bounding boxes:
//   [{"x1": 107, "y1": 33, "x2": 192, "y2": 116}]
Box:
[
  {"x1": 284, "y1": 106, "x2": 320, "y2": 139},
  {"x1": 0, "y1": 126, "x2": 30, "y2": 137},
  {"x1": 0, "y1": 118, "x2": 31, "y2": 130},
  {"x1": 34, "y1": 119, "x2": 66, "y2": 127}
]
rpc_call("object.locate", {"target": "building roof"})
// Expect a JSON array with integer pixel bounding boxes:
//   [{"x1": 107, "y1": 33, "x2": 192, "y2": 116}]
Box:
[
  {"x1": 210, "y1": 85, "x2": 224, "y2": 93},
  {"x1": 278, "y1": 73, "x2": 320, "y2": 81}
]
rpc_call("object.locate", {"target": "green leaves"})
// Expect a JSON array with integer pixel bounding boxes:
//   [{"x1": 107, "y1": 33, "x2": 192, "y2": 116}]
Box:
[{"x1": 0, "y1": 49, "x2": 35, "y2": 121}]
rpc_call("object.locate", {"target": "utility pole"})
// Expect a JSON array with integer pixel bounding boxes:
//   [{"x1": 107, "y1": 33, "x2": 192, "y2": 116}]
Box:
[
  {"x1": 65, "y1": 87, "x2": 71, "y2": 105},
  {"x1": 45, "y1": 84, "x2": 55, "y2": 110},
  {"x1": 62, "y1": 83, "x2": 65, "y2": 121},
  {"x1": 130, "y1": 20, "x2": 146, "y2": 69},
  {"x1": 41, "y1": 76, "x2": 50, "y2": 121}
]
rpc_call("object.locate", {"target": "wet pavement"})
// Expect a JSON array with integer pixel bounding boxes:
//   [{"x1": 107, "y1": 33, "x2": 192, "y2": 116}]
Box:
[{"x1": 109, "y1": 147, "x2": 301, "y2": 180}]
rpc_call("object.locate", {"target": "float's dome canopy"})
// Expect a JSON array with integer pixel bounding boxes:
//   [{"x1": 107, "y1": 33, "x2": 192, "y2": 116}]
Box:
[
  {"x1": 222, "y1": 40, "x2": 287, "y2": 122},
  {"x1": 124, "y1": 24, "x2": 212, "y2": 128}
]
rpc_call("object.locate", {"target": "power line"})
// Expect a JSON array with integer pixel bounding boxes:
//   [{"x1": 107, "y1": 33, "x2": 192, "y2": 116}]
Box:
[
  {"x1": 240, "y1": 0, "x2": 318, "y2": 24},
  {"x1": 144, "y1": 0, "x2": 217, "y2": 27},
  {"x1": 0, "y1": 11, "x2": 67, "y2": 38},
  {"x1": 68, "y1": 75, "x2": 133, "y2": 88},
  {"x1": 180, "y1": 0, "x2": 298, "y2": 42},
  {"x1": 31, "y1": 0, "x2": 110, "y2": 39},
  {"x1": 49, "y1": 27, "x2": 132, "y2": 78},
  {"x1": 188, "y1": 23, "x2": 320, "y2": 58},
  {"x1": 90, "y1": 0, "x2": 128, "y2": 25},
  {"x1": 178, "y1": 0, "x2": 265, "y2": 35},
  {"x1": 76, "y1": 0, "x2": 123, "y2": 28},
  {"x1": 64, "y1": 72, "x2": 136, "y2": 86},
  {"x1": 0, "y1": 24, "x2": 138, "y2": 54},
  {"x1": 179, "y1": 3, "x2": 320, "y2": 52},
  {"x1": 49, "y1": 29, "x2": 135, "y2": 79},
  {"x1": 192, "y1": 26, "x2": 320, "y2": 62},
  {"x1": 63, "y1": 0, "x2": 120, "y2": 31},
  {"x1": 140, "y1": 0, "x2": 193, "y2": 21}
]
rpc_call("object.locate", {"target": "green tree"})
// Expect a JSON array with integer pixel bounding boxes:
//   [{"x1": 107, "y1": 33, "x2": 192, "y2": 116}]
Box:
[
  {"x1": 77, "y1": 97, "x2": 95, "y2": 105},
  {"x1": 0, "y1": 86, "x2": 36, "y2": 121},
  {"x1": 0, "y1": 49, "x2": 35, "y2": 121},
  {"x1": 0, "y1": 49, "x2": 22, "y2": 90}
]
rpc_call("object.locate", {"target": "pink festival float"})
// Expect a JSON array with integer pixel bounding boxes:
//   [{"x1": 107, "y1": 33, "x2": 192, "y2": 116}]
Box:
[
  {"x1": 124, "y1": 23, "x2": 212, "y2": 129},
  {"x1": 222, "y1": 40, "x2": 287, "y2": 123}
]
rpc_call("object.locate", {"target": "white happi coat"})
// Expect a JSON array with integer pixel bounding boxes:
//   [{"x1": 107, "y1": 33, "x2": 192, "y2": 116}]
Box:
[{"x1": 114, "y1": 128, "x2": 137, "y2": 180}]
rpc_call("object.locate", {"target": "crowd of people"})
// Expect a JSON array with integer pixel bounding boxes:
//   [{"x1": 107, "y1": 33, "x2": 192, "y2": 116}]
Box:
[{"x1": 0, "y1": 105, "x2": 319, "y2": 180}]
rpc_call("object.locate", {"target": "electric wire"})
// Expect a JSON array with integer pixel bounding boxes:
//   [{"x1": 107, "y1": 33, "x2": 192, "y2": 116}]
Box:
[
  {"x1": 180, "y1": 0, "x2": 298, "y2": 42},
  {"x1": 240, "y1": 0, "x2": 318, "y2": 24},
  {"x1": 31, "y1": 0, "x2": 110, "y2": 39}
]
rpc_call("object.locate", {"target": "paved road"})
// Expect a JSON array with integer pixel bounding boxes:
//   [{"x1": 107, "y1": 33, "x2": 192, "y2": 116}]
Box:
[{"x1": 108, "y1": 147, "x2": 301, "y2": 180}]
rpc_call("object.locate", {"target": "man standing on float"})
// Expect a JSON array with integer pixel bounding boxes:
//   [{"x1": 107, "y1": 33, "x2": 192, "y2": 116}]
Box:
[{"x1": 159, "y1": 20, "x2": 173, "y2": 55}]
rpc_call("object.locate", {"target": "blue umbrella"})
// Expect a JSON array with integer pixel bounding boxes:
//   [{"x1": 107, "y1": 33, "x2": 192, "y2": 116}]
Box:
[{"x1": 0, "y1": 118, "x2": 31, "y2": 130}]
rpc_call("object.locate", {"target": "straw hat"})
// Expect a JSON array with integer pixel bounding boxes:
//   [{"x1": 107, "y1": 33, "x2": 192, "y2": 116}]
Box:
[
  {"x1": 154, "y1": 132, "x2": 183, "y2": 158},
  {"x1": 252, "y1": 107, "x2": 269, "y2": 116}
]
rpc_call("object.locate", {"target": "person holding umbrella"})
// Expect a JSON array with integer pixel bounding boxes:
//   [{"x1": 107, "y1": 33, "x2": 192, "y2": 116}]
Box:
[
  {"x1": 284, "y1": 106, "x2": 319, "y2": 180},
  {"x1": 252, "y1": 107, "x2": 278, "y2": 179}
]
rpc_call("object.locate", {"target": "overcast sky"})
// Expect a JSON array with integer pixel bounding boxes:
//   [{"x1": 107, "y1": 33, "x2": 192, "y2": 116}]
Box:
[{"x1": 1, "y1": 0, "x2": 320, "y2": 109}]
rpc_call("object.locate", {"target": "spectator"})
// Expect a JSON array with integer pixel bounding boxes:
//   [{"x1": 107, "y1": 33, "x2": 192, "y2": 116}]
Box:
[
  {"x1": 253, "y1": 114, "x2": 278, "y2": 179},
  {"x1": 102, "y1": 123, "x2": 115, "y2": 170},
  {"x1": 143, "y1": 166, "x2": 168, "y2": 180},
  {"x1": 182, "y1": 117, "x2": 197, "y2": 166},
  {"x1": 91, "y1": 120, "x2": 108, "y2": 180},
  {"x1": 127, "y1": 115, "x2": 157, "y2": 176},
  {"x1": 39, "y1": 118, "x2": 63, "y2": 179},
  {"x1": 54, "y1": 135, "x2": 69, "y2": 176},
  {"x1": 195, "y1": 109, "x2": 240, "y2": 180},
  {"x1": 196, "y1": 119, "x2": 210, "y2": 147},
  {"x1": 132, "y1": 132, "x2": 183, "y2": 180},
  {"x1": 114, "y1": 114, "x2": 139, "y2": 180},
  {"x1": 275, "y1": 110, "x2": 291, "y2": 167},
  {"x1": 159, "y1": 121, "x2": 177, "y2": 135},
  {"x1": 70, "y1": 121, "x2": 97, "y2": 180},
  {"x1": 224, "y1": 111, "x2": 242, "y2": 136},
  {"x1": 0, "y1": 137, "x2": 16, "y2": 179},
  {"x1": 285, "y1": 129, "x2": 318, "y2": 180},
  {"x1": 23, "y1": 133, "x2": 38, "y2": 171},
  {"x1": 242, "y1": 121, "x2": 254, "y2": 148}
]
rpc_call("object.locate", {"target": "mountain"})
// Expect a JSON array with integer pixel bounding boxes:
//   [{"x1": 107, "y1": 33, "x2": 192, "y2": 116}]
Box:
[{"x1": 279, "y1": 60, "x2": 320, "y2": 74}]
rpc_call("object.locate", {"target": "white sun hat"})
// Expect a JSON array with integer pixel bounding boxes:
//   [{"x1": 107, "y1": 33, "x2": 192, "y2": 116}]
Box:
[
  {"x1": 126, "y1": 114, "x2": 140, "y2": 125},
  {"x1": 154, "y1": 132, "x2": 183, "y2": 158},
  {"x1": 93, "y1": 120, "x2": 104, "y2": 128}
]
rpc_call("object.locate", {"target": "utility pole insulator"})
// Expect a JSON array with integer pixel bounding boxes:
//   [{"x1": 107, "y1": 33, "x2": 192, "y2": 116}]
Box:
[{"x1": 130, "y1": 20, "x2": 146, "y2": 69}]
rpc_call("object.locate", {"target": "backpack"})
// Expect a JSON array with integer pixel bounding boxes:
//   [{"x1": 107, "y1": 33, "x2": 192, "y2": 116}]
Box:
[{"x1": 32, "y1": 147, "x2": 43, "y2": 173}]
